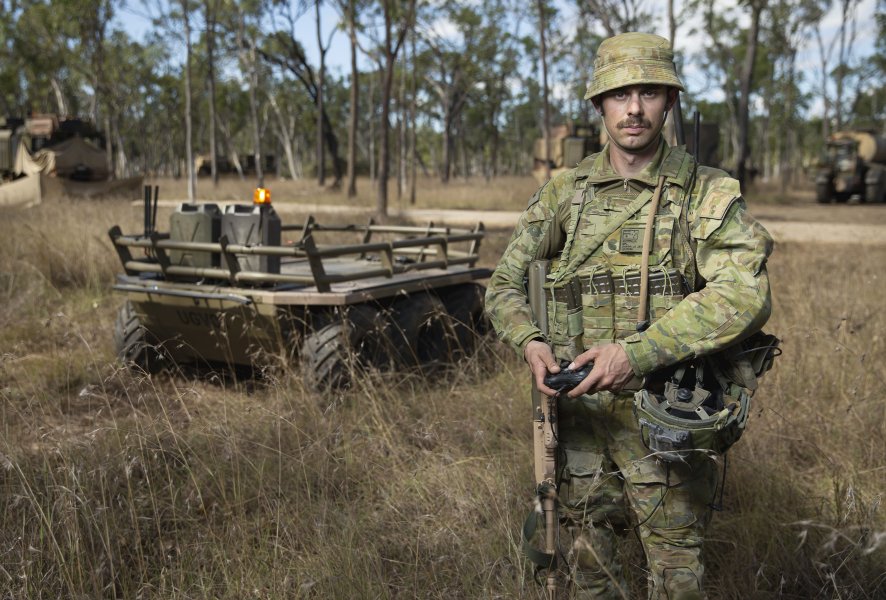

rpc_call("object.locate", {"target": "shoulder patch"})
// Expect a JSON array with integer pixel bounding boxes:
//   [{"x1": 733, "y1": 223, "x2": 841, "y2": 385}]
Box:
[
  {"x1": 697, "y1": 176, "x2": 740, "y2": 220},
  {"x1": 690, "y1": 175, "x2": 741, "y2": 240}
]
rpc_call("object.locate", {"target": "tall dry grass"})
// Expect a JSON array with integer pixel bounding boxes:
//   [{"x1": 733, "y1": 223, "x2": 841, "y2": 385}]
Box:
[{"x1": 0, "y1": 196, "x2": 883, "y2": 598}]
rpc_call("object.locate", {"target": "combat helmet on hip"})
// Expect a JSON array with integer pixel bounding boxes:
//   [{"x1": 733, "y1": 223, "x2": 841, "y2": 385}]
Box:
[{"x1": 585, "y1": 32, "x2": 684, "y2": 102}]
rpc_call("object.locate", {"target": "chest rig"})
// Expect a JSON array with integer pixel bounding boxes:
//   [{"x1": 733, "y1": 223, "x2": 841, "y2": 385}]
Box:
[{"x1": 544, "y1": 145, "x2": 698, "y2": 362}]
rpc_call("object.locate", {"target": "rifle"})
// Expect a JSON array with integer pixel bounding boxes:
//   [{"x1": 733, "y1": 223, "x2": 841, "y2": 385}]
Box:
[{"x1": 522, "y1": 259, "x2": 560, "y2": 598}]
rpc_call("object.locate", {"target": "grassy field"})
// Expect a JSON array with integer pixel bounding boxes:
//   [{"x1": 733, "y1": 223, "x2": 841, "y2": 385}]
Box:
[{"x1": 0, "y1": 179, "x2": 883, "y2": 598}]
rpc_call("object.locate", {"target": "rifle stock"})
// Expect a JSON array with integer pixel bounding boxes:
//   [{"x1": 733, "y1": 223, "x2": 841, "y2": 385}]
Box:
[{"x1": 527, "y1": 260, "x2": 559, "y2": 597}]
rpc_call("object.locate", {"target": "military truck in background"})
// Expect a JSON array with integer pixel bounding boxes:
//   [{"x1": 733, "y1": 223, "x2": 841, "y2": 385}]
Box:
[
  {"x1": 815, "y1": 130, "x2": 886, "y2": 203},
  {"x1": 532, "y1": 123, "x2": 602, "y2": 184},
  {"x1": 109, "y1": 188, "x2": 491, "y2": 389},
  {"x1": 0, "y1": 114, "x2": 142, "y2": 206}
]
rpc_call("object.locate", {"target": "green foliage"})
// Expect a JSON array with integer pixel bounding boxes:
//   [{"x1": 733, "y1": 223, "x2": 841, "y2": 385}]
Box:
[{"x1": 0, "y1": 0, "x2": 882, "y2": 190}]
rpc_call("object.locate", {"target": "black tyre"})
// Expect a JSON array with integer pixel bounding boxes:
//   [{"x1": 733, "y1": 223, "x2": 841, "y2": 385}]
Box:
[
  {"x1": 434, "y1": 283, "x2": 489, "y2": 359},
  {"x1": 386, "y1": 292, "x2": 450, "y2": 369},
  {"x1": 300, "y1": 304, "x2": 389, "y2": 390},
  {"x1": 815, "y1": 182, "x2": 832, "y2": 204},
  {"x1": 114, "y1": 300, "x2": 166, "y2": 373}
]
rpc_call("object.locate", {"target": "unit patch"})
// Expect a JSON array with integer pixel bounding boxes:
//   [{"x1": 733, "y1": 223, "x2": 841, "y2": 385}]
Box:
[{"x1": 619, "y1": 227, "x2": 643, "y2": 253}]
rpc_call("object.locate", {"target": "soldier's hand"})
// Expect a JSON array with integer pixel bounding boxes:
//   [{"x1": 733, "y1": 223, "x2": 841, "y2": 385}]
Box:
[
  {"x1": 566, "y1": 343, "x2": 635, "y2": 397},
  {"x1": 524, "y1": 339, "x2": 561, "y2": 397}
]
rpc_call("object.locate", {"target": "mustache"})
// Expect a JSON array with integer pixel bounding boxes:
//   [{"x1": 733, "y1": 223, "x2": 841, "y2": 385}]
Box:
[{"x1": 617, "y1": 118, "x2": 652, "y2": 129}]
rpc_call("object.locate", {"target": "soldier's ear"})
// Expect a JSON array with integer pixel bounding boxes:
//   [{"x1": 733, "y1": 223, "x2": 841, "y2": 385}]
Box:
[{"x1": 666, "y1": 88, "x2": 679, "y2": 111}]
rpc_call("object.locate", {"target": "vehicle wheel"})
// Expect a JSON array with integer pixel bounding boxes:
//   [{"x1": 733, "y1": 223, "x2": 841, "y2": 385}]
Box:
[
  {"x1": 815, "y1": 182, "x2": 832, "y2": 204},
  {"x1": 434, "y1": 283, "x2": 489, "y2": 359},
  {"x1": 386, "y1": 292, "x2": 450, "y2": 369},
  {"x1": 300, "y1": 304, "x2": 389, "y2": 390},
  {"x1": 114, "y1": 300, "x2": 166, "y2": 373}
]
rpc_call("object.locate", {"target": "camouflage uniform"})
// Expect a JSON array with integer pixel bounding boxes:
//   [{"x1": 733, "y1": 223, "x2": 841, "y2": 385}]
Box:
[{"x1": 486, "y1": 45, "x2": 773, "y2": 596}]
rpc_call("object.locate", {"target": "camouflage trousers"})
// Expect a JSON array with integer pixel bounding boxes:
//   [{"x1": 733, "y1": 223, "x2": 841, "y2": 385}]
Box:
[{"x1": 555, "y1": 392, "x2": 718, "y2": 600}]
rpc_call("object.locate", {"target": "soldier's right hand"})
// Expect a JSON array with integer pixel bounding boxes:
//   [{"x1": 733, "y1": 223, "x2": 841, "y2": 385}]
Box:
[{"x1": 524, "y1": 339, "x2": 561, "y2": 397}]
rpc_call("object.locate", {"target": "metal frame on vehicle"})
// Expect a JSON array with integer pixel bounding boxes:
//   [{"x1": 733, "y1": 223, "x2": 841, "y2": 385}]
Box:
[{"x1": 109, "y1": 215, "x2": 485, "y2": 293}]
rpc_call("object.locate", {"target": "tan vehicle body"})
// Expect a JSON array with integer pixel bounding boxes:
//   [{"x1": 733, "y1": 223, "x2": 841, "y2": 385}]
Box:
[{"x1": 110, "y1": 203, "x2": 491, "y2": 387}]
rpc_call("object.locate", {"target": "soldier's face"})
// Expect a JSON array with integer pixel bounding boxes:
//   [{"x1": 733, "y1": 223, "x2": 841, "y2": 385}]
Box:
[{"x1": 597, "y1": 85, "x2": 672, "y2": 154}]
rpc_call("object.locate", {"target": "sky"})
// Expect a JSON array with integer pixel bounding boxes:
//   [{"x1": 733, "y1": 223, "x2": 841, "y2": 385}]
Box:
[{"x1": 113, "y1": 0, "x2": 882, "y2": 118}]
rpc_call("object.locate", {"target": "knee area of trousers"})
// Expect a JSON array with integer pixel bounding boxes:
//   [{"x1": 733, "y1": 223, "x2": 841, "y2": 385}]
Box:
[
  {"x1": 656, "y1": 566, "x2": 704, "y2": 600},
  {"x1": 569, "y1": 527, "x2": 617, "y2": 571}
]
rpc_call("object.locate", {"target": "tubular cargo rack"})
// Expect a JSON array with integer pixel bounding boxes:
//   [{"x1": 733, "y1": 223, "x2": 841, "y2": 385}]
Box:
[{"x1": 108, "y1": 215, "x2": 489, "y2": 303}]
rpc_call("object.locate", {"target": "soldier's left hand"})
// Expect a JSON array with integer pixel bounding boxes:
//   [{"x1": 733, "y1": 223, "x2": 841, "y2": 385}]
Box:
[{"x1": 566, "y1": 344, "x2": 636, "y2": 397}]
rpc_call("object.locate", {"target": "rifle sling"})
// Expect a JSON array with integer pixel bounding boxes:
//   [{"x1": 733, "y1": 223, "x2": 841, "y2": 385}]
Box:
[
  {"x1": 521, "y1": 507, "x2": 557, "y2": 571},
  {"x1": 637, "y1": 175, "x2": 667, "y2": 330}
]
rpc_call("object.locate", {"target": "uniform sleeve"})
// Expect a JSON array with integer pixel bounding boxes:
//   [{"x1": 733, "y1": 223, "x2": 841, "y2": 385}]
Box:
[
  {"x1": 485, "y1": 177, "x2": 570, "y2": 355},
  {"x1": 618, "y1": 177, "x2": 773, "y2": 376}
]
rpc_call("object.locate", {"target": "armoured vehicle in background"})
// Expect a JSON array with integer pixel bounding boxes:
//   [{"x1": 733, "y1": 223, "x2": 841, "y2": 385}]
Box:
[
  {"x1": 815, "y1": 130, "x2": 886, "y2": 203},
  {"x1": 532, "y1": 123, "x2": 601, "y2": 184},
  {"x1": 1, "y1": 114, "x2": 142, "y2": 206},
  {"x1": 109, "y1": 188, "x2": 491, "y2": 389}
]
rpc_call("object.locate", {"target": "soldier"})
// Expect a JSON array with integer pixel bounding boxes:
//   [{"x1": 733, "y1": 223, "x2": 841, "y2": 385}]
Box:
[{"x1": 486, "y1": 32, "x2": 773, "y2": 599}]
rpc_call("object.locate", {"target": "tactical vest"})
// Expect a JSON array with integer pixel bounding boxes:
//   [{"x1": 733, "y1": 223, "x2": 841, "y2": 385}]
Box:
[{"x1": 543, "y1": 145, "x2": 700, "y2": 362}]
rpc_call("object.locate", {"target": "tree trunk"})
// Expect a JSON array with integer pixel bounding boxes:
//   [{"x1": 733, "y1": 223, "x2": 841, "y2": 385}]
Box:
[
  {"x1": 50, "y1": 78, "x2": 68, "y2": 118},
  {"x1": 240, "y1": 17, "x2": 264, "y2": 188},
  {"x1": 398, "y1": 50, "x2": 406, "y2": 202},
  {"x1": 375, "y1": 0, "x2": 414, "y2": 217},
  {"x1": 442, "y1": 101, "x2": 453, "y2": 183},
  {"x1": 205, "y1": 0, "x2": 219, "y2": 186},
  {"x1": 183, "y1": 0, "x2": 195, "y2": 201},
  {"x1": 315, "y1": 0, "x2": 326, "y2": 186},
  {"x1": 736, "y1": 1, "x2": 762, "y2": 191},
  {"x1": 268, "y1": 93, "x2": 298, "y2": 179},
  {"x1": 378, "y1": 60, "x2": 394, "y2": 214},
  {"x1": 346, "y1": 0, "x2": 358, "y2": 198},
  {"x1": 537, "y1": 0, "x2": 551, "y2": 182},
  {"x1": 409, "y1": 32, "x2": 417, "y2": 205}
]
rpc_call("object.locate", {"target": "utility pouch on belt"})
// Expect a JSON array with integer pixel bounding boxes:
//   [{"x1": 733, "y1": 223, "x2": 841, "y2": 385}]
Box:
[{"x1": 545, "y1": 275, "x2": 585, "y2": 358}]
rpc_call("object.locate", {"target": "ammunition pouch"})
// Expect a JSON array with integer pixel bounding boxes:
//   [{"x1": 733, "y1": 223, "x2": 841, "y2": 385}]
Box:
[{"x1": 544, "y1": 275, "x2": 585, "y2": 360}]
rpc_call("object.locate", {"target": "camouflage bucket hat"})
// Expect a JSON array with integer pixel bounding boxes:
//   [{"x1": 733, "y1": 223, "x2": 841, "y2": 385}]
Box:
[{"x1": 585, "y1": 32, "x2": 684, "y2": 100}]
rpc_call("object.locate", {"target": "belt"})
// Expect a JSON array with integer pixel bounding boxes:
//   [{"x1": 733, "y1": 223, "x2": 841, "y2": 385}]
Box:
[{"x1": 551, "y1": 269, "x2": 686, "y2": 303}]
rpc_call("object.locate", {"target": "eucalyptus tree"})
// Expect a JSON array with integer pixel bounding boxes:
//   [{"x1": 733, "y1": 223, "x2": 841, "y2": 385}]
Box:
[
  {"x1": 360, "y1": 0, "x2": 415, "y2": 216},
  {"x1": 181, "y1": 0, "x2": 196, "y2": 199},
  {"x1": 333, "y1": 0, "x2": 366, "y2": 197},
  {"x1": 9, "y1": 0, "x2": 84, "y2": 117},
  {"x1": 578, "y1": 0, "x2": 653, "y2": 36},
  {"x1": 233, "y1": 0, "x2": 269, "y2": 188},
  {"x1": 537, "y1": 0, "x2": 552, "y2": 181},
  {"x1": 469, "y1": 0, "x2": 522, "y2": 179},
  {"x1": 258, "y1": 27, "x2": 346, "y2": 187},
  {"x1": 203, "y1": 0, "x2": 222, "y2": 185},
  {"x1": 418, "y1": 1, "x2": 483, "y2": 183},
  {"x1": 813, "y1": 0, "x2": 860, "y2": 138},
  {"x1": 735, "y1": 0, "x2": 765, "y2": 189},
  {"x1": 761, "y1": 0, "x2": 822, "y2": 188}
]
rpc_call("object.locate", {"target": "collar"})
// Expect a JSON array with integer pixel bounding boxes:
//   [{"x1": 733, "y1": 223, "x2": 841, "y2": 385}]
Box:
[{"x1": 573, "y1": 137, "x2": 695, "y2": 191}]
